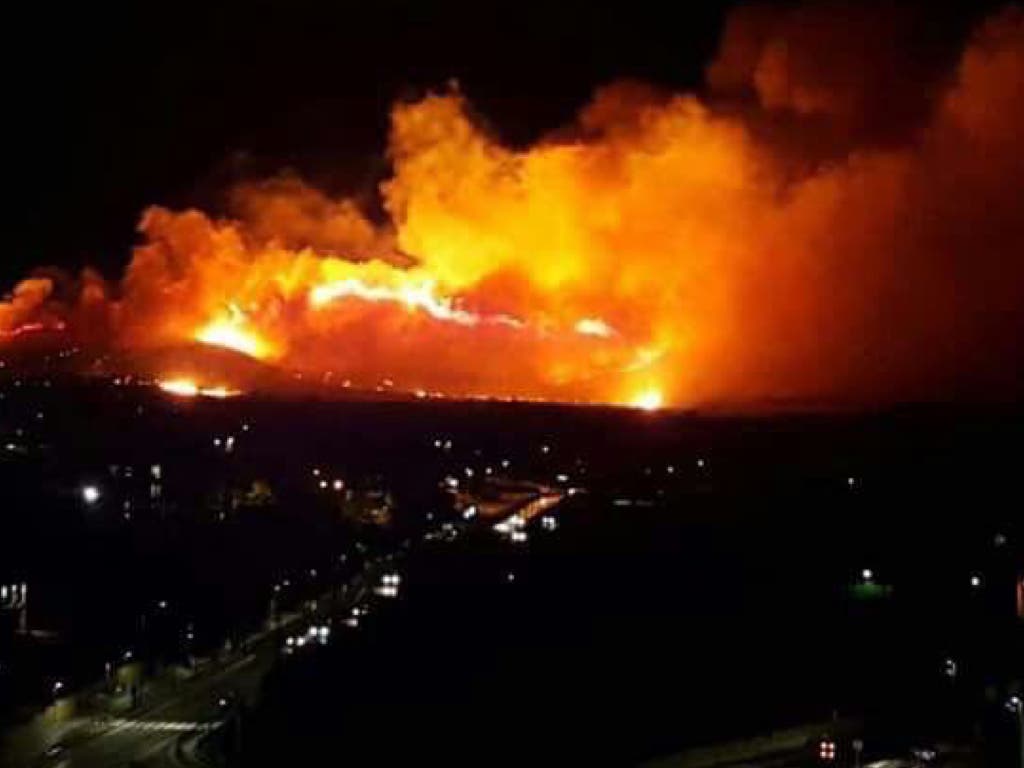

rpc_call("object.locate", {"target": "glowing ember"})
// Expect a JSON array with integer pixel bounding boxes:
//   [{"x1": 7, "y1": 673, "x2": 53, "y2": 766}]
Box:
[{"x1": 629, "y1": 389, "x2": 664, "y2": 412}]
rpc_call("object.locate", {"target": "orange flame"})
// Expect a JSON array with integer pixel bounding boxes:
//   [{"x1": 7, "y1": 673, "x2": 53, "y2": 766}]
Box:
[
  {"x1": 194, "y1": 307, "x2": 275, "y2": 360},
  {"x1": 3, "y1": 7, "x2": 1024, "y2": 407}
]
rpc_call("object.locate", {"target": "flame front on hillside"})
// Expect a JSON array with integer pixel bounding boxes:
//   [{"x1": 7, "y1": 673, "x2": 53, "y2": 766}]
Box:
[{"x1": 3, "y1": 6, "x2": 1024, "y2": 408}]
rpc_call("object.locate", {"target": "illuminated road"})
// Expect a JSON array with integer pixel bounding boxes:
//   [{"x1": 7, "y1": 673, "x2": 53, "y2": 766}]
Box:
[
  {"x1": 3, "y1": 483, "x2": 561, "y2": 767},
  {"x1": 3, "y1": 569, "x2": 376, "y2": 768},
  {"x1": 63, "y1": 651, "x2": 265, "y2": 767}
]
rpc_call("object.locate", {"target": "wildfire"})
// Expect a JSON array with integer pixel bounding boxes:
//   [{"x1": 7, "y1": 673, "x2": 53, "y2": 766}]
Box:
[
  {"x1": 628, "y1": 389, "x2": 664, "y2": 412},
  {"x1": 158, "y1": 378, "x2": 241, "y2": 398},
  {"x1": 0, "y1": 320, "x2": 66, "y2": 339},
  {"x1": 3, "y1": 6, "x2": 1024, "y2": 407},
  {"x1": 195, "y1": 316, "x2": 274, "y2": 359},
  {"x1": 574, "y1": 318, "x2": 615, "y2": 338},
  {"x1": 309, "y1": 277, "x2": 523, "y2": 329},
  {"x1": 159, "y1": 378, "x2": 199, "y2": 396}
]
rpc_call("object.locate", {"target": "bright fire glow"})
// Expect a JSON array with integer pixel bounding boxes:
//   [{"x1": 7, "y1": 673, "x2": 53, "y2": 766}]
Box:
[
  {"x1": 158, "y1": 379, "x2": 199, "y2": 397},
  {"x1": 195, "y1": 318, "x2": 273, "y2": 359},
  {"x1": 158, "y1": 379, "x2": 241, "y2": 399},
  {"x1": 574, "y1": 318, "x2": 615, "y2": 338},
  {"x1": 309, "y1": 277, "x2": 522, "y2": 329},
  {"x1": 629, "y1": 389, "x2": 664, "y2": 411},
  {"x1": 200, "y1": 385, "x2": 240, "y2": 399},
  {"x1": 4, "y1": 6, "x2": 1024, "y2": 409}
]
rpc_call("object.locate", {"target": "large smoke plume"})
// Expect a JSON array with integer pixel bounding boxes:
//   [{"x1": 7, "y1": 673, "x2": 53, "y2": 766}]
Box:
[{"x1": 3, "y1": 3, "x2": 1023, "y2": 407}]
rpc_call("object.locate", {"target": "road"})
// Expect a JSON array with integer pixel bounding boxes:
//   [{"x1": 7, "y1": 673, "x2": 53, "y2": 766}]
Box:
[
  {"x1": 2, "y1": 566, "x2": 377, "y2": 768},
  {"x1": 3, "y1": 481, "x2": 563, "y2": 767},
  {"x1": 61, "y1": 651, "x2": 266, "y2": 768}
]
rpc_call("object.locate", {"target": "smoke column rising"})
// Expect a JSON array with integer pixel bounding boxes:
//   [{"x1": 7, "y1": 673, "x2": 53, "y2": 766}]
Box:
[{"x1": 2, "y1": 4, "x2": 1023, "y2": 408}]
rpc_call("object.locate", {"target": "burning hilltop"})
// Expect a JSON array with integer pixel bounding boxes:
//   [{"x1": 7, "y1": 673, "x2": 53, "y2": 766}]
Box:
[{"x1": 2, "y1": 5, "x2": 1024, "y2": 409}]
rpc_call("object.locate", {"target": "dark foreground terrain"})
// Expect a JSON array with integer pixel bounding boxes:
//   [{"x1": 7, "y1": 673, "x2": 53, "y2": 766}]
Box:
[{"x1": 1, "y1": 380, "x2": 1021, "y2": 766}]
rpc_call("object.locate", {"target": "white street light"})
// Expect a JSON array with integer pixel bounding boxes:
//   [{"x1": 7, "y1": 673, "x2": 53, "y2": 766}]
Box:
[
  {"x1": 1006, "y1": 696, "x2": 1023, "y2": 768},
  {"x1": 81, "y1": 485, "x2": 101, "y2": 505}
]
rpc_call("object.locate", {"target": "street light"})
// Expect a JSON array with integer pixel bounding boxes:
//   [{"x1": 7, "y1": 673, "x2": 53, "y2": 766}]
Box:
[
  {"x1": 1006, "y1": 696, "x2": 1023, "y2": 768},
  {"x1": 81, "y1": 485, "x2": 101, "y2": 505}
]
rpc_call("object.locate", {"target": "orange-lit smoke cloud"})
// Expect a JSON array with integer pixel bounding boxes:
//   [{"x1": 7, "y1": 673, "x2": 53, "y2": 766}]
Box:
[{"x1": 2, "y1": 4, "x2": 1024, "y2": 407}]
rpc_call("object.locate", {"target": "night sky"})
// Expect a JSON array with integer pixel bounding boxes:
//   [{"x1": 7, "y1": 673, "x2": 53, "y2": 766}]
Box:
[{"x1": 2, "y1": 1, "x2": 994, "y2": 287}]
